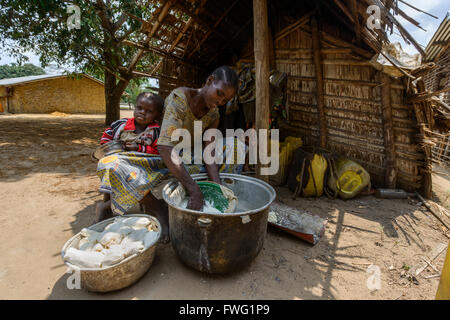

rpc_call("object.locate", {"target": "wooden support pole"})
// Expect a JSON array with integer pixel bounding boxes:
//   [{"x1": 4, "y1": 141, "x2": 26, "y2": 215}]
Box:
[
  {"x1": 413, "y1": 102, "x2": 433, "y2": 198},
  {"x1": 253, "y1": 0, "x2": 270, "y2": 182},
  {"x1": 381, "y1": 73, "x2": 397, "y2": 188},
  {"x1": 311, "y1": 17, "x2": 327, "y2": 148},
  {"x1": 349, "y1": 0, "x2": 361, "y2": 44}
]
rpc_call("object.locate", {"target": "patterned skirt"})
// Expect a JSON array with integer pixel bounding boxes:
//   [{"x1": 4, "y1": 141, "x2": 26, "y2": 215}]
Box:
[{"x1": 97, "y1": 138, "x2": 246, "y2": 215}]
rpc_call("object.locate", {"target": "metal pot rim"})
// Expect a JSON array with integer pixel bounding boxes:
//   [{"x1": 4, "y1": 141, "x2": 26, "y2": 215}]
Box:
[
  {"x1": 61, "y1": 214, "x2": 161, "y2": 272},
  {"x1": 162, "y1": 173, "x2": 276, "y2": 216}
]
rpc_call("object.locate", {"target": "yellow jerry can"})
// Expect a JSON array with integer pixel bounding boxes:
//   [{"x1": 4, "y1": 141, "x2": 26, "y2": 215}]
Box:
[
  {"x1": 270, "y1": 136, "x2": 302, "y2": 185},
  {"x1": 436, "y1": 242, "x2": 450, "y2": 300},
  {"x1": 328, "y1": 157, "x2": 371, "y2": 200},
  {"x1": 300, "y1": 153, "x2": 327, "y2": 197}
]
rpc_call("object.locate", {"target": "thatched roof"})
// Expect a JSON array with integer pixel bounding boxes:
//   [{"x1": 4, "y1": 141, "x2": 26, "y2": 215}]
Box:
[
  {"x1": 123, "y1": 0, "x2": 430, "y2": 77},
  {"x1": 425, "y1": 11, "x2": 450, "y2": 62}
]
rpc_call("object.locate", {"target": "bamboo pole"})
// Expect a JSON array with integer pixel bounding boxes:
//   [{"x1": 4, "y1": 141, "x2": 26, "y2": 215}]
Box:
[
  {"x1": 381, "y1": 73, "x2": 397, "y2": 188},
  {"x1": 149, "y1": 17, "x2": 194, "y2": 75},
  {"x1": 409, "y1": 87, "x2": 450, "y2": 103},
  {"x1": 311, "y1": 17, "x2": 327, "y2": 148},
  {"x1": 413, "y1": 102, "x2": 433, "y2": 198},
  {"x1": 274, "y1": 12, "x2": 313, "y2": 42},
  {"x1": 350, "y1": 0, "x2": 361, "y2": 44},
  {"x1": 253, "y1": 0, "x2": 270, "y2": 182},
  {"x1": 398, "y1": 0, "x2": 439, "y2": 19},
  {"x1": 126, "y1": 0, "x2": 173, "y2": 73}
]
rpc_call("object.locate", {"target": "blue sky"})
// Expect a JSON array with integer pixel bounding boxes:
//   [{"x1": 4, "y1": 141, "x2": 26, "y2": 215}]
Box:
[
  {"x1": 0, "y1": 1, "x2": 448, "y2": 71},
  {"x1": 388, "y1": 0, "x2": 449, "y2": 55}
]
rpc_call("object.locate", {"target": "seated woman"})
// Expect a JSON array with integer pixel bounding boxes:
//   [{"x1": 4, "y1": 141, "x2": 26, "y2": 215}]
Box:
[{"x1": 96, "y1": 66, "x2": 244, "y2": 243}]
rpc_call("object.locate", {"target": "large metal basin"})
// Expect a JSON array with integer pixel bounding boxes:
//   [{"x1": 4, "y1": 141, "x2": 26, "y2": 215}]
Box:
[
  {"x1": 162, "y1": 173, "x2": 276, "y2": 274},
  {"x1": 61, "y1": 214, "x2": 161, "y2": 293}
]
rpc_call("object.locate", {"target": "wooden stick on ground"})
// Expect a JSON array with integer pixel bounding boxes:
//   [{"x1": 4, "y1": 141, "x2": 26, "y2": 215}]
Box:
[
  {"x1": 415, "y1": 243, "x2": 447, "y2": 276},
  {"x1": 420, "y1": 256, "x2": 440, "y2": 273},
  {"x1": 416, "y1": 192, "x2": 450, "y2": 231}
]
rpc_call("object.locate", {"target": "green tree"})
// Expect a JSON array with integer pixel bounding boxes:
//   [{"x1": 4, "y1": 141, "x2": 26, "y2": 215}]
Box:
[
  {"x1": 0, "y1": 63, "x2": 45, "y2": 79},
  {"x1": 0, "y1": 0, "x2": 160, "y2": 124}
]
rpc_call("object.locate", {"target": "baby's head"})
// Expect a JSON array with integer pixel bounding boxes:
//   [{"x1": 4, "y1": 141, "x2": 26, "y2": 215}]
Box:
[{"x1": 134, "y1": 92, "x2": 164, "y2": 126}]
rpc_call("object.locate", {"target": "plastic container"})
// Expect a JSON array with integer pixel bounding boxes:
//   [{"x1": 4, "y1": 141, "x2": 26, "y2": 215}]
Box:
[
  {"x1": 270, "y1": 136, "x2": 302, "y2": 185},
  {"x1": 302, "y1": 153, "x2": 328, "y2": 197},
  {"x1": 328, "y1": 158, "x2": 370, "y2": 200}
]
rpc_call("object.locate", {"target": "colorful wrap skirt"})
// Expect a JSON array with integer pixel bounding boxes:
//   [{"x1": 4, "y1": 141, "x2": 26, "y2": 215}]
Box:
[{"x1": 97, "y1": 137, "x2": 246, "y2": 215}]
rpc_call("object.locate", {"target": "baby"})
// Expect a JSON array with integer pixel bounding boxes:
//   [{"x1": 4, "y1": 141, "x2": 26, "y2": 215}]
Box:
[
  {"x1": 100, "y1": 92, "x2": 164, "y2": 154},
  {"x1": 95, "y1": 92, "x2": 164, "y2": 223}
]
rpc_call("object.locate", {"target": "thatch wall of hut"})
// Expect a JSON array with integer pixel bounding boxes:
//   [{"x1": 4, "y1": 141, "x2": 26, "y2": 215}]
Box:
[
  {"x1": 274, "y1": 26, "x2": 423, "y2": 191},
  {"x1": 158, "y1": 58, "x2": 202, "y2": 100}
]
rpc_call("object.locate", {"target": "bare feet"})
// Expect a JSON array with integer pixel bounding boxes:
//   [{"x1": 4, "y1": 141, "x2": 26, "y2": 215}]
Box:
[
  {"x1": 151, "y1": 208, "x2": 170, "y2": 244},
  {"x1": 140, "y1": 192, "x2": 170, "y2": 244},
  {"x1": 94, "y1": 201, "x2": 114, "y2": 224}
]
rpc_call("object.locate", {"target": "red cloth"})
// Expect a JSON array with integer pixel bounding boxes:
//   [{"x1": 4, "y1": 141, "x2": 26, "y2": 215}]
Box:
[{"x1": 100, "y1": 118, "x2": 160, "y2": 155}]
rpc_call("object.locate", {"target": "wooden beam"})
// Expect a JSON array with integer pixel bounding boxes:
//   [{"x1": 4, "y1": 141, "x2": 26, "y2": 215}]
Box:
[
  {"x1": 398, "y1": 0, "x2": 439, "y2": 19},
  {"x1": 372, "y1": 0, "x2": 426, "y2": 56},
  {"x1": 171, "y1": 1, "x2": 227, "y2": 42},
  {"x1": 253, "y1": 0, "x2": 270, "y2": 182},
  {"x1": 186, "y1": 0, "x2": 240, "y2": 60},
  {"x1": 381, "y1": 73, "x2": 397, "y2": 188},
  {"x1": 332, "y1": 0, "x2": 354, "y2": 23},
  {"x1": 276, "y1": 58, "x2": 372, "y2": 66},
  {"x1": 397, "y1": 7, "x2": 427, "y2": 31},
  {"x1": 349, "y1": 0, "x2": 361, "y2": 44},
  {"x1": 311, "y1": 17, "x2": 327, "y2": 148},
  {"x1": 149, "y1": 14, "x2": 196, "y2": 75},
  {"x1": 127, "y1": 0, "x2": 173, "y2": 73},
  {"x1": 276, "y1": 48, "x2": 353, "y2": 54},
  {"x1": 122, "y1": 39, "x2": 187, "y2": 63},
  {"x1": 409, "y1": 87, "x2": 450, "y2": 103},
  {"x1": 319, "y1": 30, "x2": 373, "y2": 59},
  {"x1": 130, "y1": 70, "x2": 193, "y2": 85},
  {"x1": 359, "y1": 28, "x2": 416, "y2": 80},
  {"x1": 207, "y1": 18, "x2": 253, "y2": 65},
  {"x1": 413, "y1": 103, "x2": 433, "y2": 198},
  {"x1": 274, "y1": 12, "x2": 313, "y2": 42}
]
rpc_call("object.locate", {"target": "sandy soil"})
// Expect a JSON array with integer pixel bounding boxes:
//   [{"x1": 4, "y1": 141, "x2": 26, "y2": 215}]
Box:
[{"x1": 0, "y1": 111, "x2": 449, "y2": 300}]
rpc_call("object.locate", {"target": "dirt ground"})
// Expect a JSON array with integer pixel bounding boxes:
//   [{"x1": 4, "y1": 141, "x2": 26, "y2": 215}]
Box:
[{"x1": 0, "y1": 111, "x2": 449, "y2": 300}]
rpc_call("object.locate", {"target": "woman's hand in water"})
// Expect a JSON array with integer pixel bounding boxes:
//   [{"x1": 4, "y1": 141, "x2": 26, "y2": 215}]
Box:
[
  {"x1": 124, "y1": 142, "x2": 139, "y2": 151},
  {"x1": 187, "y1": 187, "x2": 204, "y2": 211}
]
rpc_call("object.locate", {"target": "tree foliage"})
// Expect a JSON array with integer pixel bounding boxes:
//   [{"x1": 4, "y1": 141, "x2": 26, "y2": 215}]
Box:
[
  {"x1": 0, "y1": 0, "x2": 161, "y2": 124},
  {"x1": 0, "y1": 63, "x2": 45, "y2": 79}
]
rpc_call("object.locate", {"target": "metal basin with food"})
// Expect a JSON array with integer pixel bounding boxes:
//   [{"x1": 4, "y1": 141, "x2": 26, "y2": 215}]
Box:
[
  {"x1": 61, "y1": 214, "x2": 161, "y2": 293},
  {"x1": 91, "y1": 140, "x2": 125, "y2": 161},
  {"x1": 162, "y1": 173, "x2": 276, "y2": 274}
]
